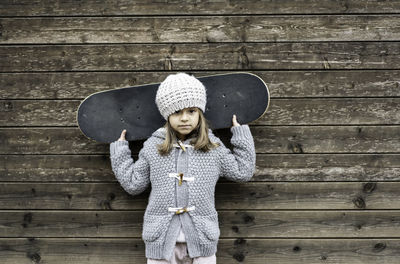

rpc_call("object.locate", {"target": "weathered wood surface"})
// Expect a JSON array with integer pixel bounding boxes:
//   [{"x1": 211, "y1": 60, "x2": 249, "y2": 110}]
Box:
[
  {"x1": 0, "y1": 182, "x2": 395, "y2": 210},
  {"x1": 1, "y1": 15, "x2": 400, "y2": 43},
  {"x1": 2, "y1": 154, "x2": 400, "y2": 182},
  {"x1": 1, "y1": 126, "x2": 399, "y2": 154},
  {"x1": 1, "y1": 0, "x2": 400, "y2": 16},
  {"x1": 1, "y1": 210, "x2": 400, "y2": 237},
  {"x1": 2, "y1": 70, "x2": 400, "y2": 99},
  {"x1": 1, "y1": 1, "x2": 399, "y2": 263},
  {"x1": 1, "y1": 238, "x2": 398, "y2": 264},
  {"x1": 1, "y1": 42, "x2": 399, "y2": 72},
  {"x1": 1, "y1": 99, "x2": 399, "y2": 126}
]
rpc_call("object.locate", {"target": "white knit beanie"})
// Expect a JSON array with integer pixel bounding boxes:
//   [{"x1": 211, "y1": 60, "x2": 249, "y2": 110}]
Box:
[{"x1": 155, "y1": 72, "x2": 207, "y2": 120}]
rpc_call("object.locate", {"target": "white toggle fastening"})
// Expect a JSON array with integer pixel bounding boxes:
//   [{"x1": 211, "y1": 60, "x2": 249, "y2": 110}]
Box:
[
  {"x1": 168, "y1": 206, "x2": 196, "y2": 214},
  {"x1": 173, "y1": 142, "x2": 194, "y2": 151},
  {"x1": 169, "y1": 173, "x2": 195, "y2": 182}
]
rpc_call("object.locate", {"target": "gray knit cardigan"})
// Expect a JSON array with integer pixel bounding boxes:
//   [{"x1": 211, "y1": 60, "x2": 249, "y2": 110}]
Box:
[{"x1": 109, "y1": 124, "x2": 256, "y2": 261}]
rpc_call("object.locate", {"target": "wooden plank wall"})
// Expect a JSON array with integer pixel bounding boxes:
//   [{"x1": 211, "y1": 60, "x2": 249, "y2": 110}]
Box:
[{"x1": 1, "y1": 0, "x2": 400, "y2": 263}]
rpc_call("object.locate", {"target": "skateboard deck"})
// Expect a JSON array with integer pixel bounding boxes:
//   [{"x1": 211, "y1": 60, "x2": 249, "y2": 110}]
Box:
[{"x1": 77, "y1": 72, "x2": 270, "y2": 143}]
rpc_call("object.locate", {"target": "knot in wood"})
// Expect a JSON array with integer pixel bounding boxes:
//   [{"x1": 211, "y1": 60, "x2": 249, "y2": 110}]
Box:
[
  {"x1": 353, "y1": 196, "x2": 366, "y2": 209},
  {"x1": 373, "y1": 242, "x2": 386, "y2": 252},
  {"x1": 363, "y1": 182, "x2": 377, "y2": 193}
]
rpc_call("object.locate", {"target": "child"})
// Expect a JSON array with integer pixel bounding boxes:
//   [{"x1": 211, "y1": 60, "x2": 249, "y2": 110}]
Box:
[{"x1": 109, "y1": 72, "x2": 256, "y2": 263}]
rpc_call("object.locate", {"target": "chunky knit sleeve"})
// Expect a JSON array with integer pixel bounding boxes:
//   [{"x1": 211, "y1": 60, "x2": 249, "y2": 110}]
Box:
[
  {"x1": 109, "y1": 140, "x2": 150, "y2": 196},
  {"x1": 217, "y1": 124, "x2": 256, "y2": 182}
]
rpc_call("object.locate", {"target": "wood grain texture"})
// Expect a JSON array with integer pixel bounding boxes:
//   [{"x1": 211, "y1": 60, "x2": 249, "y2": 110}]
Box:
[
  {"x1": 1, "y1": 126, "x2": 400, "y2": 154},
  {"x1": 1, "y1": 0, "x2": 400, "y2": 16},
  {"x1": 1, "y1": 15, "x2": 400, "y2": 44},
  {"x1": 2, "y1": 71, "x2": 400, "y2": 99},
  {"x1": 0, "y1": 238, "x2": 398, "y2": 264},
  {"x1": 1, "y1": 1, "x2": 400, "y2": 262},
  {"x1": 1, "y1": 210, "x2": 400, "y2": 238},
  {"x1": 2, "y1": 154, "x2": 400, "y2": 182},
  {"x1": 1, "y1": 42, "x2": 399, "y2": 72},
  {"x1": 0, "y1": 182, "x2": 396, "y2": 210}
]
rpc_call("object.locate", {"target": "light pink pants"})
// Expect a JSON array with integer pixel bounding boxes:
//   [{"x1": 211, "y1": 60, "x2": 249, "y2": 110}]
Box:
[{"x1": 147, "y1": 242, "x2": 216, "y2": 264}]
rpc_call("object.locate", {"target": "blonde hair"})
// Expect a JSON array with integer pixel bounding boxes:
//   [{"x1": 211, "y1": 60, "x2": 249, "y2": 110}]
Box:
[{"x1": 157, "y1": 108, "x2": 220, "y2": 156}]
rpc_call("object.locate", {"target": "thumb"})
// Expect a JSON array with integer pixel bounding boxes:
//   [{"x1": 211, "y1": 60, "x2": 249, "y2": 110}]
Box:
[
  {"x1": 118, "y1": 129, "x2": 127, "y2": 141},
  {"x1": 232, "y1": 114, "x2": 240, "y2": 127}
]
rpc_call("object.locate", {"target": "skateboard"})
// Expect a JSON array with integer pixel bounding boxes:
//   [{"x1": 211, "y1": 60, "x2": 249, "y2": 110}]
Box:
[{"x1": 77, "y1": 72, "x2": 270, "y2": 143}]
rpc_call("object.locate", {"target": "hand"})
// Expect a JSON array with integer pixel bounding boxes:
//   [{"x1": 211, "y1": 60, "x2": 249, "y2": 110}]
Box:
[
  {"x1": 118, "y1": 129, "x2": 127, "y2": 141},
  {"x1": 232, "y1": 114, "x2": 241, "y2": 127}
]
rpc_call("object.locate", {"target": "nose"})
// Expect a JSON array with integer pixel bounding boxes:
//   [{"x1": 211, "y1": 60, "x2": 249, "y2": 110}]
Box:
[
  {"x1": 180, "y1": 111, "x2": 189, "y2": 120},
  {"x1": 181, "y1": 111, "x2": 188, "y2": 120}
]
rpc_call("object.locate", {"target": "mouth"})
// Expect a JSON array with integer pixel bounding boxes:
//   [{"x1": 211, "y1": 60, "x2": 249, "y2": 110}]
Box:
[{"x1": 179, "y1": 125, "x2": 191, "y2": 128}]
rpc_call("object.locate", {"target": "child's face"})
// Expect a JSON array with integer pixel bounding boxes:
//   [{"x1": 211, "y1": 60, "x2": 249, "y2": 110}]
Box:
[{"x1": 168, "y1": 107, "x2": 200, "y2": 140}]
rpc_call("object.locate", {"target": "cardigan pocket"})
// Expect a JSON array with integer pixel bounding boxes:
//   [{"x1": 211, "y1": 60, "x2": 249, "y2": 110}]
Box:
[
  {"x1": 192, "y1": 211, "x2": 220, "y2": 243},
  {"x1": 142, "y1": 214, "x2": 170, "y2": 242}
]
